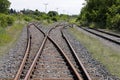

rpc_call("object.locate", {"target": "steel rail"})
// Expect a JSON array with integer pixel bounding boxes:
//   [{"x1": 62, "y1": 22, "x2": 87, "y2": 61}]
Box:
[
  {"x1": 24, "y1": 34, "x2": 48, "y2": 80},
  {"x1": 90, "y1": 28, "x2": 120, "y2": 38},
  {"x1": 14, "y1": 25, "x2": 31, "y2": 80},
  {"x1": 81, "y1": 27, "x2": 120, "y2": 45},
  {"x1": 15, "y1": 23, "x2": 84, "y2": 80},
  {"x1": 48, "y1": 36, "x2": 83, "y2": 80},
  {"x1": 34, "y1": 25, "x2": 83, "y2": 80},
  {"x1": 24, "y1": 24, "x2": 54, "y2": 80},
  {"x1": 14, "y1": 23, "x2": 52, "y2": 80},
  {"x1": 61, "y1": 29, "x2": 92, "y2": 80}
]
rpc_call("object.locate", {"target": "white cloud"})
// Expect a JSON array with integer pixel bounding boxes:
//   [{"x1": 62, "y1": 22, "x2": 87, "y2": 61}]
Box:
[{"x1": 9, "y1": 0, "x2": 86, "y2": 15}]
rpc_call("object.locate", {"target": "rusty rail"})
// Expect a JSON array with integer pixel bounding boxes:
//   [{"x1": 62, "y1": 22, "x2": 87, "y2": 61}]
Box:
[
  {"x1": 24, "y1": 26, "x2": 53, "y2": 79},
  {"x1": 48, "y1": 37, "x2": 83, "y2": 80},
  {"x1": 14, "y1": 25, "x2": 31, "y2": 80},
  {"x1": 14, "y1": 23, "x2": 85, "y2": 80},
  {"x1": 34, "y1": 25, "x2": 83, "y2": 80},
  {"x1": 14, "y1": 23, "x2": 53, "y2": 80},
  {"x1": 81, "y1": 27, "x2": 120, "y2": 45},
  {"x1": 24, "y1": 35, "x2": 48, "y2": 80},
  {"x1": 61, "y1": 29, "x2": 92, "y2": 80}
]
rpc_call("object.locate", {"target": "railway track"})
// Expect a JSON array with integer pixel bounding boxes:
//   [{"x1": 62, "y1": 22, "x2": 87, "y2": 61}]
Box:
[
  {"x1": 80, "y1": 27, "x2": 120, "y2": 45},
  {"x1": 13, "y1": 23, "x2": 91, "y2": 80},
  {"x1": 91, "y1": 28, "x2": 120, "y2": 38}
]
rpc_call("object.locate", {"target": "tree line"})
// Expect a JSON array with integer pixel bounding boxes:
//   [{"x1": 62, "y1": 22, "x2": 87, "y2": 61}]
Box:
[
  {"x1": 77, "y1": 0, "x2": 120, "y2": 31},
  {"x1": 0, "y1": 0, "x2": 72, "y2": 28}
]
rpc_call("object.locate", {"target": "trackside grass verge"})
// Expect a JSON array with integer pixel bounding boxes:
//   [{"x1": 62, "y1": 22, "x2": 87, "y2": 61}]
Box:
[
  {"x1": 69, "y1": 27, "x2": 120, "y2": 78},
  {"x1": 0, "y1": 22, "x2": 25, "y2": 57}
]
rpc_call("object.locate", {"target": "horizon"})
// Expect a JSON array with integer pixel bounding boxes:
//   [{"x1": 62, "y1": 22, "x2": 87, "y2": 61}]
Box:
[{"x1": 9, "y1": 0, "x2": 86, "y2": 15}]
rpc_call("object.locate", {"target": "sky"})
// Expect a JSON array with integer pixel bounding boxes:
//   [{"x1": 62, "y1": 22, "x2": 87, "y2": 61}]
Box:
[{"x1": 9, "y1": 0, "x2": 86, "y2": 15}]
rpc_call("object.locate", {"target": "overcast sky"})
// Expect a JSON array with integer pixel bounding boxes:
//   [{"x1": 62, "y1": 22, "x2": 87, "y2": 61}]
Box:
[{"x1": 9, "y1": 0, "x2": 86, "y2": 15}]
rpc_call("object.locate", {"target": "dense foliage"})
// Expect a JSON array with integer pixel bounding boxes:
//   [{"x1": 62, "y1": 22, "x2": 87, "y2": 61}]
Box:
[
  {"x1": 0, "y1": 0, "x2": 14, "y2": 28},
  {"x1": 48, "y1": 11, "x2": 58, "y2": 22},
  {"x1": 0, "y1": 14, "x2": 14, "y2": 28},
  {"x1": 0, "y1": 0, "x2": 11, "y2": 13},
  {"x1": 77, "y1": 0, "x2": 120, "y2": 30}
]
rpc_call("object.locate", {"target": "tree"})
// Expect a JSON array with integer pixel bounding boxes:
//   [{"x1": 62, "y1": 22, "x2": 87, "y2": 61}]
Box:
[
  {"x1": 0, "y1": 0, "x2": 11, "y2": 13},
  {"x1": 48, "y1": 11, "x2": 58, "y2": 17},
  {"x1": 9, "y1": 8, "x2": 14, "y2": 14},
  {"x1": 48, "y1": 11, "x2": 59, "y2": 22},
  {"x1": 13, "y1": 9, "x2": 17, "y2": 14},
  {"x1": 78, "y1": 0, "x2": 120, "y2": 30},
  {"x1": 33, "y1": 9, "x2": 40, "y2": 16}
]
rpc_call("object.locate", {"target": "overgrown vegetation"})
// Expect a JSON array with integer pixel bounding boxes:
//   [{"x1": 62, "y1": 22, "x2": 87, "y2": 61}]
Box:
[
  {"x1": 77, "y1": 0, "x2": 120, "y2": 31},
  {"x1": 0, "y1": 0, "x2": 25, "y2": 56},
  {"x1": 0, "y1": 23, "x2": 25, "y2": 56},
  {"x1": 69, "y1": 27, "x2": 120, "y2": 78},
  {"x1": 0, "y1": 14, "x2": 15, "y2": 27}
]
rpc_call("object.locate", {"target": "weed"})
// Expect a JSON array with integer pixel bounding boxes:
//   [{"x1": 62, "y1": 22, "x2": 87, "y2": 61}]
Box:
[{"x1": 0, "y1": 22, "x2": 25, "y2": 56}]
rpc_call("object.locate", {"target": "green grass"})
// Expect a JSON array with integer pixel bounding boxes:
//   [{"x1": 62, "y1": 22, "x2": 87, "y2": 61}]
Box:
[
  {"x1": 69, "y1": 27, "x2": 120, "y2": 78},
  {"x1": 0, "y1": 28, "x2": 12, "y2": 46},
  {"x1": 0, "y1": 22, "x2": 25, "y2": 57}
]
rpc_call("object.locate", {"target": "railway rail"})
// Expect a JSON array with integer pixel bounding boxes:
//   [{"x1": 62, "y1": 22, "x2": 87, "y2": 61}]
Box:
[
  {"x1": 13, "y1": 23, "x2": 91, "y2": 80},
  {"x1": 91, "y1": 28, "x2": 120, "y2": 38},
  {"x1": 80, "y1": 27, "x2": 120, "y2": 45}
]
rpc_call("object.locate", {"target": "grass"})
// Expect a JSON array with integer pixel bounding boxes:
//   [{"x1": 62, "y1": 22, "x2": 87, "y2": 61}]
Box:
[
  {"x1": 69, "y1": 27, "x2": 120, "y2": 78},
  {"x1": 0, "y1": 22, "x2": 25, "y2": 57}
]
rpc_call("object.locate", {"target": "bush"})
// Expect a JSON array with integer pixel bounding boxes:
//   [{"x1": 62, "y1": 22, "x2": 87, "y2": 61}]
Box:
[
  {"x1": 0, "y1": 14, "x2": 8, "y2": 28},
  {"x1": 0, "y1": 14, "x2": 15, "y2": 28},
  {"x1": 24, "y1": 17, "x2": 32, "y2": 22},
  {"x1": 35, "y1": 17, "x2": 41, "y2": 20},
  {"x1": 106, "y1": 14, "x2": 120, "y2": 30},
  {"x1": 111, "y1": 14, "x2": 120, "y2": 30},
  {"x1": 51, "y1": 17, "x2": 57, "y2": 22},
  {"x1": 6, "y1": 15, "x2": 15, "y2": 25}
]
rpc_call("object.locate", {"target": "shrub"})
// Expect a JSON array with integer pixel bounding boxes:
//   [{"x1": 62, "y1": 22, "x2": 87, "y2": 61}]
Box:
[
  {"x1": 51, "y1": 17, "x2": 57, "y2": 22},
  {"x1": 24, "y1": 17, "x2": 32, "y2": 22},
  {"x1": 107, "y1": 14, "x2": 120, "y2": 30},
  {"x1": 0, "y1": 14, "x2": 15, "y2": 28},
  {"x1": 6, "y1": 15, "x2": 15, "y2": 25},
  {"x1": 111, "y1": 14, "x2": 120, "y2": 30},
  {"x1": 35, "y1": 17, "x2": 41, "y2": 20},
  {"x1": 0, "y1": 14, "x2": 7, "y2": 28}
]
